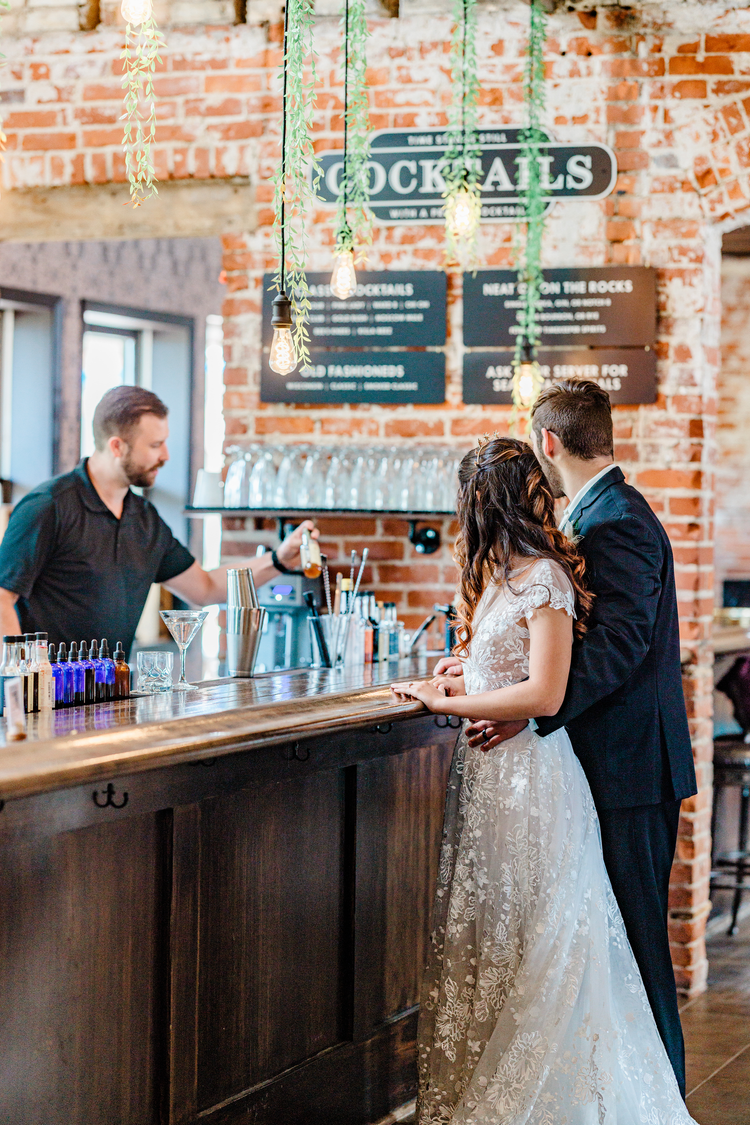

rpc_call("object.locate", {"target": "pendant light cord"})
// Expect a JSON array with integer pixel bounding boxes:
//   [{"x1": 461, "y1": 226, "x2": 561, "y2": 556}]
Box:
[
  {"x1": 343, "y1": 0, "x2": 349, "y2": 219},
  {"x1": 280, "y1": 0, "x2": 290, "y2": 292},
  {"x1": 461, "y1": 0, "x2": 467, "y2": 177}
]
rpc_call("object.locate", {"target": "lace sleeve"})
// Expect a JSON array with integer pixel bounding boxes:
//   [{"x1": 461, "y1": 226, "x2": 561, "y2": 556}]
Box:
[{"x1": 516, "y1": 559, "x2": 577, "y2": 621}]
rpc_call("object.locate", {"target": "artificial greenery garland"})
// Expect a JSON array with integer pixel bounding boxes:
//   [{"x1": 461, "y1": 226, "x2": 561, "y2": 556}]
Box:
[
  {"x1": 121, "y1": 17, "x2": 165, "y2": 207},
  {"x1": 443, "y1": 0, "x2": 481, "y2": 267},
  {"x1": 334, "y1": 0, "x2": 372, "y2": 260},
  {"x1": 512, "y1": 0, "x2": 548, "y2": 415},
  {"x1": 271, "y1": 0, "x2": 320, "y2": 370}
]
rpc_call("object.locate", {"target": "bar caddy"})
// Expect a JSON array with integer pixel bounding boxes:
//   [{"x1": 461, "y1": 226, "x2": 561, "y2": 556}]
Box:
[{"x1": 226, "y1": 568, "x2": 267, "y2": 677}]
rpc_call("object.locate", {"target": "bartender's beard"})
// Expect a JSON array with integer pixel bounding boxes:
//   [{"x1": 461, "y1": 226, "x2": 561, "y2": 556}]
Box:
[
  {"x1": 534, "y1": 446, "x2": 566, "y2": 500},
  {"x1": 122, "y1": 449, "x2": 167, "y2": 489}
]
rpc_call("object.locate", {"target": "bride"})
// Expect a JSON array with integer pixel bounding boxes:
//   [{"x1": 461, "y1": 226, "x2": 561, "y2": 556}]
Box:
[{"x1": 392, "y1": 436, "x2": 696, "y2": 1125}]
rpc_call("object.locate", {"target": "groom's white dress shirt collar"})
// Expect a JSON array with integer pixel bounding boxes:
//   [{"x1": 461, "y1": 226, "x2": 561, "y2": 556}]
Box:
[{"x1": 559, "y1": 463, "x2": 619, "y2": 536}]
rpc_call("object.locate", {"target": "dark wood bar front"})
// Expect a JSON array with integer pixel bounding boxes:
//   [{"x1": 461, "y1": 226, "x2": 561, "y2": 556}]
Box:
[{"x1": 0, "y1": 662, "x2": 458, "y2": 1125}]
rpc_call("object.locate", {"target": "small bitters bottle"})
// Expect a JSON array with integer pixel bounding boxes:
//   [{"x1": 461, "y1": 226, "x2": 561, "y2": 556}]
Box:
[
  {"x1": 69, "y1": 642, "x2": 86, "y2": 706},
  {"x1": 48, "y1": 644, "x2": 64, "y2": 709},
  {"x1": 57, "y1": 642, "x2": 74, "y2": 706},
  {"x1": 79, "y1": 641, "x2": 96, "y2": 705},
  {"x1": 99, "y1": 639, "x2": 116, "y2": 702},
  {"x1": 0, "y1": 635, "x2": 18, "y2": 717},
  {"x1": 23, "y1": 633, "x2": 39, "y2": 713},
  {"x1": 89, "y1": 639, "x2": 106, "y2": 703},
  {"x1": 300, "y1": 532, "x2": 322, "y2": 579},
  {"x1": 35, "y1": 632, "x2": 54, "y2": 712},
  {"x1": 114, "y1": 643, "x2": 131, "y2": 699}
]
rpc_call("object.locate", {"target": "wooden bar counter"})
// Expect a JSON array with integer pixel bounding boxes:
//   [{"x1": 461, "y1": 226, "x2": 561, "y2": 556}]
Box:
[{"x1": 0, "y1": 658, "x2": 459, "y2": 1125}]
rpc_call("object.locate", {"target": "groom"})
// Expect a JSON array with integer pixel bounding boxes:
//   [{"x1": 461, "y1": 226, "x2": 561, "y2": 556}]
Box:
[{"x1": 438, "y1": 379, "x2": 697, "y2": 1095}]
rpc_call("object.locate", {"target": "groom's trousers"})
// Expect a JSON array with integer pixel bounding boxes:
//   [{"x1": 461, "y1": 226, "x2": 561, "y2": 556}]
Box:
[{"x1": 597, "y1": 799, "x2": 686, "y2": 1098}]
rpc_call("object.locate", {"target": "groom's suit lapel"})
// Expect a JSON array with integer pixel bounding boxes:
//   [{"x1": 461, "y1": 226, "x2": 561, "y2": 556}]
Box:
[{"x1": 567, "y1": 466, "x2": 625, "y2": 538}]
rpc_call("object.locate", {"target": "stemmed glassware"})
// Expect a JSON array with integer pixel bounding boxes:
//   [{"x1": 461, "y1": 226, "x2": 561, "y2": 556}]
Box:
[
  {"x1": 220, "y1": 443, "x2": 462, "y2": 514},
  {"x1": 159, "y1": 610, "x2": 209, "y2": 690}
]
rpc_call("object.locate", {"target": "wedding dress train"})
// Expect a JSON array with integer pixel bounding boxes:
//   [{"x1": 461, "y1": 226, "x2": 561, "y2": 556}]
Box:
[{"x1": 417, "y1": 559, "x2": 696, "y2": 1125}]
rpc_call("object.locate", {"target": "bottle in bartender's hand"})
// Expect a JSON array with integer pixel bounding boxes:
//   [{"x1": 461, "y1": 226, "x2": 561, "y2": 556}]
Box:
[{"x1": 300, "y1": 531, "x2": 322, "y2": 579}]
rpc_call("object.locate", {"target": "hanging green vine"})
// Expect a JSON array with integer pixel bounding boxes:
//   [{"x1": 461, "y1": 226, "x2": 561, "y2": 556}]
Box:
[
  {"x1": 121, "y1": 13, "x2": 165, "y2": 208},
  {"x1": 512, "y1": 0, "x2": 548, "y2": 420},
  {"x1": 271, "y1": 0, "x2": 321, "y2": 370},
  {"x1": 334, "y1": 0, "x2": 372, "y2": 260},
  {"x1": 443, "y1": 0, "x2": 480, "y2": 267}
]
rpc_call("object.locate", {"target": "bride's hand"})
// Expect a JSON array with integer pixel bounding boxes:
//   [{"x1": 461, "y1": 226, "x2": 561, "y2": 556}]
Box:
[
  {"x1": 390, "y1": 679, "x2": 449, "y2": 713},
  {"x1": 431, "y1": 674, "x2": 465, "y2": 697}
]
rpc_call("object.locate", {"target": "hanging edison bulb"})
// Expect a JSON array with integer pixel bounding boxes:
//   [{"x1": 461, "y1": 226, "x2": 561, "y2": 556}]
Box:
[
  {"x1": 330, "y1": 247, "x2": 357, "y2": 300},
  {"x1": 269, "y1": 292, "x2": 297, "y2": 376},
  {"x1": 121, "y1": 0, "x2": 152, "y2": 23},
  {"x1": 512, "y1": 338, "x2": 543, "y2": 409},
  {"x1": 445, "y1": 183, "x2": 481, "y2": 244}
]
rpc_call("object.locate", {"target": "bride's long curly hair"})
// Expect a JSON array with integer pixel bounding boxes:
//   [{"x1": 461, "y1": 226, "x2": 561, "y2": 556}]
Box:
[{"x1": 453, "y1": 436, "x2": 594, "y2": 658}]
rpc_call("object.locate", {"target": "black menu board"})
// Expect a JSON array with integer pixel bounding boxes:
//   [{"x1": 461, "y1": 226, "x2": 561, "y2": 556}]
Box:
[
  {"x1": 463, "y1": 348, "x2": 657, "y2": 405},
  {"x1": 463, "y1": 266, "x2": 656, "y2": 348},
  {"x1": 261, "y1": 271, "x2": 446, "y2": 348},
  {"x1": 261, "y1": 350, "x2": 445, "y2": 404}
]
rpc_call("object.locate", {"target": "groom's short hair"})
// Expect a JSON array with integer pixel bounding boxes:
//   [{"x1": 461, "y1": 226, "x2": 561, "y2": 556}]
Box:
[{"x1": 531, "y1": 379, "x2": 614, "y2": 461}]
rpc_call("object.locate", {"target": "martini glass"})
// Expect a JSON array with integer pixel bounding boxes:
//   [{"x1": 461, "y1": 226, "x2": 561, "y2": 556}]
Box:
[{"x1": 159, "y1": 610, "x2": 209, "y2": 690}]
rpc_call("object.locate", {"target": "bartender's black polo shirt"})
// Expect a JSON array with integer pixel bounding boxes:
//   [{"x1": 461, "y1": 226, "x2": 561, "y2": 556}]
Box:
[{"x1": 0, "y1": 459, "x2": 194, "y2": 656}]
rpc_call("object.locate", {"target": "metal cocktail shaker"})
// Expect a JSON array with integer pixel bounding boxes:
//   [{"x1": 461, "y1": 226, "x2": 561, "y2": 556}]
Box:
[{"x1": 226, "y1": 568, "x2": 266, "y2": 677}]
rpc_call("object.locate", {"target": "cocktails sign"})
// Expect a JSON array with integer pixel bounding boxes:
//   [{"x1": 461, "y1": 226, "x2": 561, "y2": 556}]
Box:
[{"x1": 315, "y1": 128, "x2": 617, "y2": 224}]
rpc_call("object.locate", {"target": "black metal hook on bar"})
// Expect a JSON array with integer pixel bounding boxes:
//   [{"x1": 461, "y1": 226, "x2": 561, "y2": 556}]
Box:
[
  {"x1": 282, "y1": 742, "x2": 310, "y2": 762},
  {"x1": 92, "y1": 783, "x2": 129, "y2": 809},
  {"x1": 375, "y1": 722, "x2": 393, "y2": 735},
  {"x1": 435, "y1": 714, "x2": 462, "y2": 729}
]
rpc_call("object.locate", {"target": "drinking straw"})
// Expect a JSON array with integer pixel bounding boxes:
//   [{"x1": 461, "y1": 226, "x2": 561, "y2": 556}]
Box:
[
  {"x1": 321, "y1": 554, "x2": 333, "y2": 616},
  {"x1": 351, "y1": 547, "x2": 368, "y2": 603}
]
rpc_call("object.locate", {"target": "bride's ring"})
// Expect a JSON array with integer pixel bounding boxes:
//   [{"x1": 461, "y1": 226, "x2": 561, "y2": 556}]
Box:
[{"x1": 482, "y1": 730, "x2": 490, "y2": 742}]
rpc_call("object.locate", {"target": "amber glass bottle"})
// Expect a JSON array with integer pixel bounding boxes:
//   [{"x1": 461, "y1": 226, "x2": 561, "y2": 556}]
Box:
[{"x1": 113, "y1": 643, "x2": 131, "y2": 699}]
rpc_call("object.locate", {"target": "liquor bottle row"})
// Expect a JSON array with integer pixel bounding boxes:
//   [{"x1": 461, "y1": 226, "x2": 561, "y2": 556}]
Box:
[{"x1": 0, "y1": 634, "x2": 131, "y2": 714}]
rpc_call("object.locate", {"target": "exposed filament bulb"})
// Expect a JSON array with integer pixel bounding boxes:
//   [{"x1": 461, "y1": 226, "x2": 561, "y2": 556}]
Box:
[
  {"x1": 446, "y1": 186, "x2": 481, "y2": 242},
  {"x1": 330, "y1": 249, "x2": 357, "y2": 300},
  {"x1": 268, "y1": 290, "x2": 297, "y2": 376},
  {"x1": 269, "y1": 328, "x2": 297, "y2": 376}
]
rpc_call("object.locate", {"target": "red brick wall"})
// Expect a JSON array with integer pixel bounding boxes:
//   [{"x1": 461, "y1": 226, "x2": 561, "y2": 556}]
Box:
[{"x1": 10, "y1": 6, "x2": 750, "y2": 994}]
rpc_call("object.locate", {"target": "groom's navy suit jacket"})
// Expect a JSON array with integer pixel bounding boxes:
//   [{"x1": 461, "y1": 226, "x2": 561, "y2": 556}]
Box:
[{"x1": 535, "y1": 467, "x2": 697, "y2": 810}]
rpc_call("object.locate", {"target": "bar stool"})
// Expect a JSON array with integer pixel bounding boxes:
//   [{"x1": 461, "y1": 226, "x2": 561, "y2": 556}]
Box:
[{"x1": 711, "y1": 735, "x2": 750, "y2": 935}]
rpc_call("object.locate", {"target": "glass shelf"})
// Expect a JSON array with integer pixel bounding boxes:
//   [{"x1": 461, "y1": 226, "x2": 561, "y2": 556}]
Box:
[{"x1": 185, "y1": 506, "x2": 455, "y2": 520}]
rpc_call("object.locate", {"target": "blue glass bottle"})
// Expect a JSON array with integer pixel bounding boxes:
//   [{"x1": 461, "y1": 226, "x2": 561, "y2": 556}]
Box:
[
  {"x1": 99, "y1": 639, "x2": 116, "y2": 702},
  {"x1": 48, "y1": 643, "x2": 64, "y2": 709},
  {"x1": 68, "y1": 642, "x2": 86, "y2": 706},
  {"x1": 89, "y1": 639, "x2": 107, "y2": 703},
  {"x1": 79, "y1": 640, "x2": 96, "y2": 705},
  {"x1": 56, "y1": 642, "x2": 74, "y2": 706}
]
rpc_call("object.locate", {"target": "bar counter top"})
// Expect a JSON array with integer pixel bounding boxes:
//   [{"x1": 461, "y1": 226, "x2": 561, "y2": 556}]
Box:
[{"x1": 0, "y1": 657, "x2": 433, "y2": 803}]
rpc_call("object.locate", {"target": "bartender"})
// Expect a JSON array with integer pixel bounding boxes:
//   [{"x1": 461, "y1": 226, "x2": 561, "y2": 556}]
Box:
[{"x1": 0, "y1": 385, "x2": 317, "y2": 655}]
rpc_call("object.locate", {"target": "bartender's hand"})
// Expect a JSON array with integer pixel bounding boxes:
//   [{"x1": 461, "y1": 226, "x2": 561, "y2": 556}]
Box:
[
  {"x1": 466, "y1": 718, "x2": 528, "y2": 751},
  {"x1": 274, "y1": 519, "x2": 319, "y2": 572},
  {"x1": 433, "y1": 655, "x2": 463, "y2": 677},
  {"x1": 166, "y1": 520, "x2": 321, "y2": 606}
]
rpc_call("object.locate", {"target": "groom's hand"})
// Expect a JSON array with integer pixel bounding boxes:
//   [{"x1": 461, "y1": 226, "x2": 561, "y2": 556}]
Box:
[{"x1": 467, "y1": 719, "x2": 528, "y2": 751}]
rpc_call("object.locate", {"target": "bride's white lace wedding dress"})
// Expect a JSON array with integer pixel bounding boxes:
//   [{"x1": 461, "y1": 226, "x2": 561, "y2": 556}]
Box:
[{"x1": 417, "y1": 558, "x2": 696, "y2": 1125}]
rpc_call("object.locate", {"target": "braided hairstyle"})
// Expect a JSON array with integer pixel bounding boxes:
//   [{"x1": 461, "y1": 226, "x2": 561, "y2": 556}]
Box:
[{"x1": 453, "y1": 436, "x2": 594, "y2": 658}]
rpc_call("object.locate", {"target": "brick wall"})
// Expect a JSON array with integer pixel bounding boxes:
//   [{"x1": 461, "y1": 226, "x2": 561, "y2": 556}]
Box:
[
  {"x1": 716, "y1": 252, "x2": 750, "y2": 599},
  {"x1": 9, "y1": 1, "x2": 750, "y2": 994}
]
